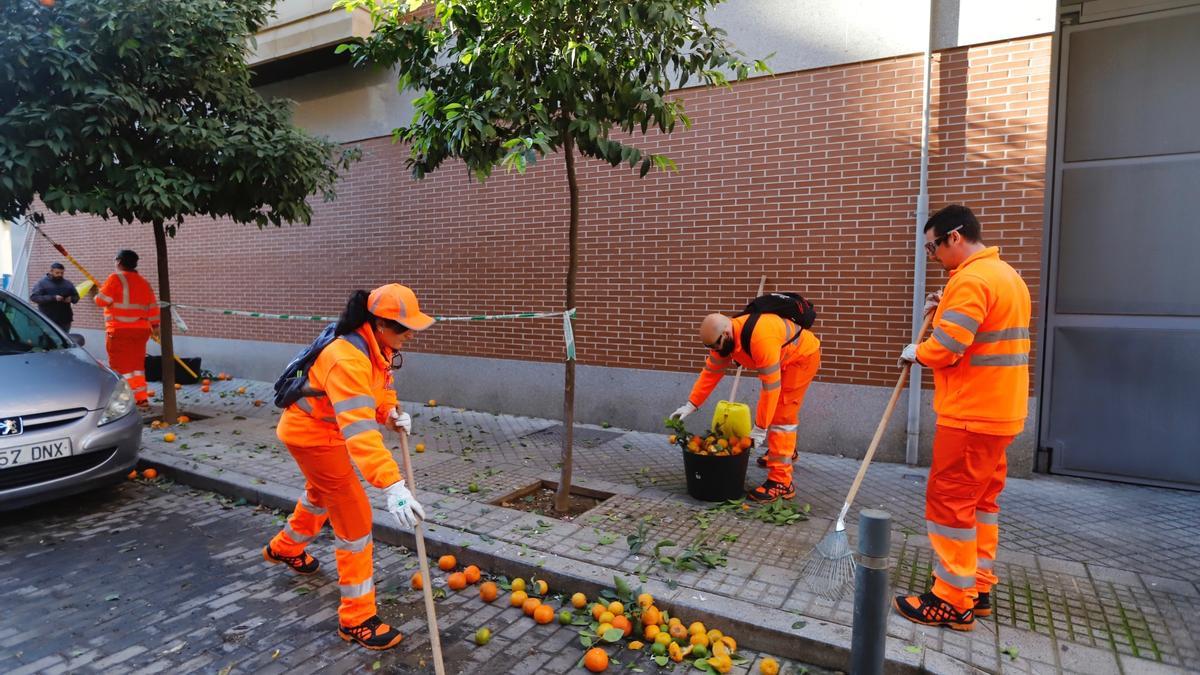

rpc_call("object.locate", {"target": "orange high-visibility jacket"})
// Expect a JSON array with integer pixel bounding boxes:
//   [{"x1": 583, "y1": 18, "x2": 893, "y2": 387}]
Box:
[
  {"x1": 688, "y1": 314, "x2": 820, "y2": 429},
  {"x1": 916, "y1": 247, "x2": 1032, "y2": 436},
  {"x1": 94, "y1": 271, "x2": 160, "y2": 330},
  {"x1": 276, "y1": 323, "x2": 402, "y2": 488}
]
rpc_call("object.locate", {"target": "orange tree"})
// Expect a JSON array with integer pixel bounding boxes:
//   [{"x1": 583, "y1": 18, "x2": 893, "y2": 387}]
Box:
[
  {"x1": 0, "y1": 0, "x2": 358, "y2": 421},
  {"x1": 338, "y1": 0, "x2": 767, "y2": 512}
]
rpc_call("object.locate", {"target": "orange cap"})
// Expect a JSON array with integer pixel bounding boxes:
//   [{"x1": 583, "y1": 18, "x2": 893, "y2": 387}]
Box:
[{"x1": 368, "y1": 284, "x2": 434, "y2": 331}]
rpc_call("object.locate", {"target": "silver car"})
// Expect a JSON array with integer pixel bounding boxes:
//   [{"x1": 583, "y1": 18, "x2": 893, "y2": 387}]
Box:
[{"x1": 0, "y1": 288, "x2": 142, "y2": 511}]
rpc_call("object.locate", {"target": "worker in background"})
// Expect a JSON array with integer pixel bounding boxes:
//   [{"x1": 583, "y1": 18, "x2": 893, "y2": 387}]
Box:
[
  {"x1": 94, "y1": 250, "x2": 159, "y2": 408},
  {"x1": 894, "y1": 204, "x2": 1031, "y2": 631},
  {"x1": 670, "y1": 311, "x2": 820, "y2": 502},
  {"x1": 264, "y1": 284, "x2": 432, "y2": 651},
  {"x1": 30, "y1": 262, "x2": 79, "y2": 331}
]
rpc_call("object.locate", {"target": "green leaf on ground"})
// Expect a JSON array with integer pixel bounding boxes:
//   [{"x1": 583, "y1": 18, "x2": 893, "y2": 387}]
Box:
[
  {"x1": 1001, "y1": 646, "x2": 1019, "y2": 660},
  {"x1": 904, "y1": 645, "x2": 922, "y2": 654},
  {"x1": 791, "y1": 620, "x2": 807, "y2": 629},
  {"x1": 602, "y1": 628, "x2": 625, "y2": 643},
  {"x1": 104, "y1": 593, "x2": 120, "y2": 601}
]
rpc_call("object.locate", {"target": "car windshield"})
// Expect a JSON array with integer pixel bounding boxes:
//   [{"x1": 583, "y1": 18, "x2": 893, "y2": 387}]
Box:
[{"x1": 0, "y1": 293, "x2": 71, "y2": 354}]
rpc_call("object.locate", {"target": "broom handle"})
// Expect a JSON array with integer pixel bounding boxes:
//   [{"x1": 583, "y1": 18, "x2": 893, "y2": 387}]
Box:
[
  {"x1": 728, "y1": 274, "x2": 767, "y2": 402},
  {"x1": 398, "y1": 430, "x2": 446, "y2": 675},
  {"x1": 835, "y1": 311, "x2": 936, "y2": 525}
]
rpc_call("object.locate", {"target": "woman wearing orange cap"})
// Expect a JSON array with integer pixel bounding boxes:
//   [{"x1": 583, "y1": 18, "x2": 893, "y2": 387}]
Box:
[{"x1": 262, "y1": 284, "x2": 434, "y2": 650}]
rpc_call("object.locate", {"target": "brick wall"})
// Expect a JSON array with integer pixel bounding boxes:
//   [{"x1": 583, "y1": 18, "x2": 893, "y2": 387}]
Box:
[{"x1": 31, "y1": 36, "x2": 1051, "y2": 390}]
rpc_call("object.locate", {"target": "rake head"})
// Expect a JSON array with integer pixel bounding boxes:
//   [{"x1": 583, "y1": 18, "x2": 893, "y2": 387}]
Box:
[{"x1": 797, "y1": 528, "x2": 857, "y2": 600}]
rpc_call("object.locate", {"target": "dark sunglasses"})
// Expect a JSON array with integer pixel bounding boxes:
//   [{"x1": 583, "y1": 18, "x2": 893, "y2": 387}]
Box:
[
  {"x1": 924, "y1": 224, "x2": 964, "y2": 256},
  {"x1": 703, "y1": 335, "x2": 727, "y2": 351}
]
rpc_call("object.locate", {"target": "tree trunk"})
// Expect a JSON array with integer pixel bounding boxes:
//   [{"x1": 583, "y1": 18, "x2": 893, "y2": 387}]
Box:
[
  {"x1": 153, "y1": 221, "x2": 177, "y2": 423},
  {"x1": 554, "y1": 131, "x2": 580, "y2": 513}
]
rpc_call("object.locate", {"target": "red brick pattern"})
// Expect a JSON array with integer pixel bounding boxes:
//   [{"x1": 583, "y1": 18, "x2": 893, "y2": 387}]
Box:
[{"x1": 31, "y1": 36, "x2": 1050, "y2": 389}]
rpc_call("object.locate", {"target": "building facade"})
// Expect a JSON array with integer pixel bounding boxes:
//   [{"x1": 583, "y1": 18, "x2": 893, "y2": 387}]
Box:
[{"x1": 28, "y1": 1, "x2": 1195, "y2": 487}]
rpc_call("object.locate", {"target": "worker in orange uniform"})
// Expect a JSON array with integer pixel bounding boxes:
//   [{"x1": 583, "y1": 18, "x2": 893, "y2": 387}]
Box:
[
  {"x1": 262, "y1": 284, "x2": 433, "y2": 650},
  {"x1": 670, "y1": 311, "x2": 820, "y2": 502},
  {"x1": 93, "y1": 250, "x2": 159, "y2": 408},
  {"x1": 894, "y1": 205, "x2": 1031, "y2": 631}
]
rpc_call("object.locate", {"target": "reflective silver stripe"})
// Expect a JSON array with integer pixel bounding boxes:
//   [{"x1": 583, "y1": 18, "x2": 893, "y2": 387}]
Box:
[
  {"x1": 941, "y1": 310, "x2": 979, "y2": 334},
  {"x1": 340, "y1": 577, "x2": 375, "y2": 598},
  {"x1": 757, "y1": 362, "x2": 781, "y2": 377},
  {"x1": 113, "y1": 315, "x2": 143, "y2": 323},
  {"x1": 785, "y1": 321, "x2": 798, "y2": 344},
  {"x1": 333, "y1": 395, "x2": 375, "y2": 414},
  {"x1": 295, "y1": 398, "x2": 336, "y2": 423},
  {"x1": 927, "y1": 520, "x2": 976, "y2": 541},
  {"x1": 284, "y1": 524, "x2": 317, "y2": 544},
  {"x1": 971, "y1": 353, "x2": 1029, "y2": 367},
  {"x1": 114, "y1": 302, "x2": 153, "y2": 310},
  {"x1": 932, "y1": 327, "x2": 969, "y2": 355},
  {"x1": 934, "y1": 561, "x2": 975, "y2": 589},
  {"x1": 768, "y1": 424, "x2": 798, "y2": 433},
  {"x1": 976, "y1": 511, "x2": 1000, "y2": 525},
  {"x1": 703, "y1": 363, "x2": 726, "y2": 374},
  {"x1": 341, "y1": 419, "x2": 378, "y2": 439},
  {"x1": 299, "y1": 494, "x2": 327, "y2": 515},
  {"x1": 334, "y1": 533, "x2": 373, "y2": 553},
  {"x1": 977, "y1": 558, "x2": 995, "y2": 570},
  {"x1": 975, "y1": 327, "x2": 1031, "y2": 343},
  {"x1": 95, "y1": 292, "x2": 114, "y2": 304},
  {"x1": 115, "y1": 272, "x2": 131, "y2": 304},
  {"x1": 762, "y1": 380, "x2": 781, "y2": 391}
]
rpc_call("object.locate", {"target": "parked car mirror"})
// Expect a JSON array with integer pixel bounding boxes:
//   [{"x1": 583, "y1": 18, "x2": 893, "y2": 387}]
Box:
[{"x1": 69, "y1": 333, "x2": 86, "y2": 347}]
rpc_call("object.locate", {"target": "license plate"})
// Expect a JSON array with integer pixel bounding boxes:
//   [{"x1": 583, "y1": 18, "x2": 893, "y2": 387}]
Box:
[{"x1": 0, "y1": 438, "x2": 73, "y2": 469}]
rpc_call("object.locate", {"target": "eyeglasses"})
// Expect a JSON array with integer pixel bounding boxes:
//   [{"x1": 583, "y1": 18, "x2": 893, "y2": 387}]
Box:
[
  {"x1": 390, "y1": 352, "x2": 404, "y2": 370},
  {"x1": 703, "y1": 335, "x2": 726, "y2": 351},
  {"x1": 924, "y1": 224, "x2": 964, "y2": 256}
]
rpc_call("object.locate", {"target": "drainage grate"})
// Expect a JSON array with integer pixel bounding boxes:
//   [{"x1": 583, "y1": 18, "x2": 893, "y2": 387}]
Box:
[{"x1": 520, "y1": 424, "x2": 624, "y2": 448}]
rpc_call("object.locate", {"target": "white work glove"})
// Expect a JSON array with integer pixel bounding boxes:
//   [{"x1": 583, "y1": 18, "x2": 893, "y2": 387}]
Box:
[
  {"x1": 749, "y1": 426, "x2": 767, "y2": 447},
  {"x1": 670, "y1": 402, "x2": 697, "y2": 421},
  {"x1": 899, "y1": 343, "x2": 920, "y2": 366},
  {"x1": 384, "y1": 480, "x2": 425, "y2": 529},
  {"x1": 387, "y1": 408, "x2": 412, "y2": 434},
  {"x1": 924, "y1": 291, "x2": 943, "y2": 316}
]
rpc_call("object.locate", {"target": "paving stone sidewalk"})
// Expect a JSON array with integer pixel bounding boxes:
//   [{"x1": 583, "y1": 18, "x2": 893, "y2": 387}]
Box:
[
  {"x1": 138, "y1": 378, "x2": 1200, "y2": 674},
  {"x1": 0, "y1": 480, "x2": 815, "y2": 675}
]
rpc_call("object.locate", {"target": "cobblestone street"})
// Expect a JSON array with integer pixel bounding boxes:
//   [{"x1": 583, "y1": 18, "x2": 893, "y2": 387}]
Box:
[{"x1": 0, "y1": 480, "x2": 814, "y2": 674}]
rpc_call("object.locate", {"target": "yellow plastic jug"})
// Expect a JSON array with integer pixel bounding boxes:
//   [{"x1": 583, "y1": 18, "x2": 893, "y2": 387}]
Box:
[{"x1": 711, "y1": 400, "x2": 751, "y2": 439}]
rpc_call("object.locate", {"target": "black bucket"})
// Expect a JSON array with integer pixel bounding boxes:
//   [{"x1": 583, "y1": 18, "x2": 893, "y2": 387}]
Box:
[
  {"x1": 681, "y1": 448, "x2": 751, "y2": 502},
  {"x1": 144, "y1": 355, "x2": 203, "y2": 385}
]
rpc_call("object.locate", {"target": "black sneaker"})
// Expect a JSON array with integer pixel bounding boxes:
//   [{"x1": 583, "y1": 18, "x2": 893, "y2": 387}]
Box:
[
  {"x1": 974, "y1": 591, "x2": 991, "y2": 618},
  {"x1": 746, "y1": 480, "x2": 795, "y2": 503},
  {"x1": 893, "y1": 591, "x2": 975, "y2": 631},
  {"x1": 263, "y1": 544, "x2": 320, "y2": 575},
  {"x1": 339, "y1": 616, "x2": 403, "y2": 650}
]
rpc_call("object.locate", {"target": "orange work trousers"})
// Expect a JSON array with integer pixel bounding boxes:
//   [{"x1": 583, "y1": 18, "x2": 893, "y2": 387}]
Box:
[
  {"x1": 764, "y1": 351, "x2": 820, "y2": 485},
  {"x1": 105, "y1": 327, "x2": 151, "y2": 404},
  {"x1": 269, "y1": 443, "x2": 377, "y2": 627},
  {"x1": 926, "y1": 425, "x2": 1013, "y2": 611}
]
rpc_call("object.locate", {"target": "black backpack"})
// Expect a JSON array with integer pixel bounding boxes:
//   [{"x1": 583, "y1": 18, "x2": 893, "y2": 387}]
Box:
[
  {"x1": 735, "y1": 293, "x2": 817, "y2": 359},
  {"x1": 273, "y1": 323, "x2": 368, "y2": 409}
]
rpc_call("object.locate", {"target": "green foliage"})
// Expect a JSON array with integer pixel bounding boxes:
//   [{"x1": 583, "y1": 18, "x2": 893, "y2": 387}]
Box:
[
  {"x1": 336, "y1": 0, "x2": 769, "y2": 181},
  {"x1": 0, "y1": 0, "x2": 358, "y2": 229}
]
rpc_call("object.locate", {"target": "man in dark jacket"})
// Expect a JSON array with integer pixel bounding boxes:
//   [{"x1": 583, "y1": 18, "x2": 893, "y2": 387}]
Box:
[{"x1": 30, "y1": 263, "x2": 80, "y2": 331}]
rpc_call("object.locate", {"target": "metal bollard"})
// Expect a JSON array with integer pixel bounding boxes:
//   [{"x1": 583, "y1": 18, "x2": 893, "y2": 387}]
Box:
[{"x1": 851, "y1": 509, "x2": 892, "y2": 675}]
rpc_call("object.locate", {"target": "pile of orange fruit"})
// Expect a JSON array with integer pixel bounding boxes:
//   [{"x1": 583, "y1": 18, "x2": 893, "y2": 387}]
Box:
[
  {"x1": 410, "y1": 554, "x2": 787, "y2": 673},
  {"x1": 681, "y1": 433, "x2": 752, "y2": 457}
]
